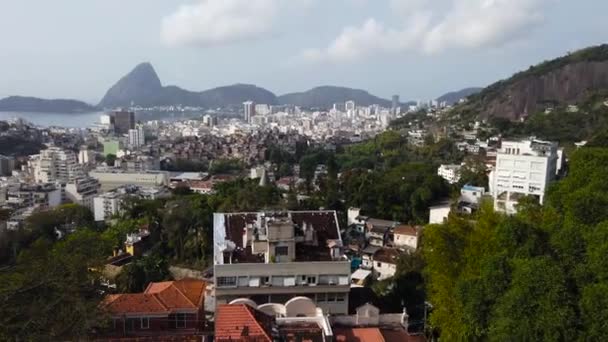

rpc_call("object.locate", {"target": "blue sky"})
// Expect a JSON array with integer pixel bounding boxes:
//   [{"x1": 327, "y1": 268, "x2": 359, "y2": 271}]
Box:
[{"x1": 0, "y1": 0, "x2": 606, "y2": 104}]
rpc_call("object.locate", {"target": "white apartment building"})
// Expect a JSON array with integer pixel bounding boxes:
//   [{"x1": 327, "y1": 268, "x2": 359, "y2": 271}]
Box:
[
  {"x1": 32, "y1": 147, "x2": 83, "y2": 184},
  {"x1": 128, "y1": 125, "x2": 145, "y2": 149},
  {"x1": 437, "y1": 164, "x2": 462, "y2": 184},
  {"x1": 490, "y1": 139, "x2": 558, "y2": 214},
  {"x1": 93, "y1": 185, "x2": 170, "y2": 221},
  {"x1": 78, "y1": 147, "x2": 94, "y2": 165},
  {"x1": 214, "y1": 211, "x2": 351, "y2": 315},
  {"x1": 64, "y1": 177, "x2": 100, "y2": 212},
  {"x1": 89, "y1": 169, "x2": 169, "y2": 192}
]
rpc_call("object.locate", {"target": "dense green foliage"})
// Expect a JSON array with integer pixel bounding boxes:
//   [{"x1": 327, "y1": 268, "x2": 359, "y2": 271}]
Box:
[
  {"x1": 423, "y1": 148, "x2": 608, "y2": 340},
  {"x1": 0, "y1": 230, "x2": 110, "y2": 340}
]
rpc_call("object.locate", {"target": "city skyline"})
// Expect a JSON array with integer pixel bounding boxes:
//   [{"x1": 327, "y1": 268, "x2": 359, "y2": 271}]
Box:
[{"x1": 0, "y1": 0, "x2": 607, "y2": 103}]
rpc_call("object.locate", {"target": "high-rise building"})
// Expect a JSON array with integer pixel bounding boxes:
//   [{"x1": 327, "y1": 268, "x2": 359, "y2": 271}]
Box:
[
  {"x1": 243, "y1": 101, "x2": 255, "y2": 123},
  {"x1": 213, "y1": 210, "x2": 350, "y2": 315},
  {"x1": 78, "y1": 147, "x2": 94, "y2": 165},
  {"x1": 128, "y1": 125, "x2": 145, "y2": 149},
  {"x1": 345, "y1": 100, "x2": 356, "y2": 112},
  {"x1": 392, "y1": 95, "x2": 399, "y2": 111},
  {"x1": 33, "y1": 147, "x2": 84, "y2": 184},
  {"x1": 0, "y1": 155, "x2": 15, "y2": 176},
  {"x1": 489, "y1": 139, "x2": 558, "y2": 214},
  {"x1": 113, "y1": 110, "x2": 135, "y2": 134}
]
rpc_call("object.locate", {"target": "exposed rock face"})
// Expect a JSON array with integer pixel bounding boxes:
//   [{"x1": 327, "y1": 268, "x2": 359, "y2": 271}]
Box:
[
  {"x1": 481, "y1": 61, "x2": 608, "y2": 120},
  {"x1": 98, "y1": 62, "x2": 163, "y2": 108}
]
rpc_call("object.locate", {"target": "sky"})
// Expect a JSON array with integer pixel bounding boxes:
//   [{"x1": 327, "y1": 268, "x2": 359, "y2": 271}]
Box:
[{"x1": 0, "y1": 0, "x2": 607, "y2": 104}]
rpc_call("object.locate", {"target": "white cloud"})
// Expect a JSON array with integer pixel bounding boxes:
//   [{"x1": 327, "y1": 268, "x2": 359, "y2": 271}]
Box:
[
  {"x1": 298, "y1": 0, "x2": 547, "y2": 63},
  {"x1": 161, "y1": 0, "x2": 279, "y2": 47}
]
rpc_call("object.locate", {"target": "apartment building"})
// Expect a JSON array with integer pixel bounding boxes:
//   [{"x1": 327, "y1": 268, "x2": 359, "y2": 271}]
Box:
[
  {"x1": 93, "y1": 185, "x2": 170, "y2": 221},
  {"x1": 89, "y1": 169, "x2": 169, "y2": 192},
  {"x1": 490, "y1": 139, "x2": 558, "y2": 214},
  {"x1": 213, "y1": 210, "x2": 351, "y2": 315}
]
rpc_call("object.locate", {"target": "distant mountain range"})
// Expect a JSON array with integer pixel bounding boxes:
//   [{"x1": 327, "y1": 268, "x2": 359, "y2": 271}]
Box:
[
  {"x1": 0, "y1": 61, "x2": 479, "y2": 113},
  {"x1": 278, "y1": 86, "x2": 414, "y2": 108},
  {"x1": 436, "y1": 87, "x2": 483, "y2": 105},
  {"x1": 0, "y1": 96, "x2": 96, "y2": 113},
  {"x1": 98, "y1": 63, "x2": 414, "y2": 109}
]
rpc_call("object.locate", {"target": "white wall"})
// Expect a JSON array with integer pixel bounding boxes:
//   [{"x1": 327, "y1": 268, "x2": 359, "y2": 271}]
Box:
[{"x1": 429, "y1": 205, "x2": 451, "y2": 224}]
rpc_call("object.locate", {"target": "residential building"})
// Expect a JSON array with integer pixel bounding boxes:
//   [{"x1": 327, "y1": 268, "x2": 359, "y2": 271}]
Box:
[
  {"x1": 393, "y1": 225, "x2": 419, "y2": 251},
  {"x1": 93, "y1": 185, "x2": 170, "y2": 221},
  {"x1": 89, "y1": 169, "x2": 169, "y2": 192},
  {"x1": 32, "y1": 147, "x2": 83, "y2": 184},
  {"x1": 6, "y1": 183, "x2": 62, "y2": 210},
  {"x1": 216, "y1": 299, "x2": 334, "y2": 342},
  {"x1": 102, "y1": 279, "x2": 206, "y2": 338},
  {"x1": 490, "y1": 139, "x2": 558, "y2": 214},
  {"x1": 460, "y1": 184, "x2": 485, "y2": 204},
  {"x1": 213, "y1": 210, "x2": 351, "y2": 315},
  {"x1": 437, "y1": 164, "x2": 462, "y2": 184},
  {"x1": 128, "y1": 125, "x2": 145, "y2": 148},
  {"x1": 113, "y1": 110, "x2": 135, "y2": 135},
  {"x1": 429, "y1": 202, "x2": 451, "y2": 224},
  {"x1": 64, "y1": 177, "x2": 100, "y2": 211},
  {"x1": 244, "y1": 101, "x2": 255, "y2": 124},
  {"x1": 77, "y1": 147, "x2": 94, "y2": 165},
  {"x1": 371, "y1": 248, "x2": 402, "y2": 280},
  {"x1": 0, "y1": 155, "x2": 15, "y2": 176},
  {"x1": 345, "y1": 101, "x2": 356, "y2": 112}
]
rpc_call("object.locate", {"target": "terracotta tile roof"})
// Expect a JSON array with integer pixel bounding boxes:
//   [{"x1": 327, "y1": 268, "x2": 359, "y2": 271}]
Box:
[
  {"x1": 381, "y1": 328, "x2": 425, "y2": 342},
  {"x1": 334, "y1": 327, "x2": 385, "y2": 342},
  {"x1": 104, "y1": 279, "x2": 205, "y2": 316},
  {"x1": 215, "y1": 304, "x2": 274, "y2": 342},
  {"x1": 394, "y1": 225, "x2": 419, "y2": 237},
  {"x1": 373, "y1": 247, "x2": 403, "y2": 265}
]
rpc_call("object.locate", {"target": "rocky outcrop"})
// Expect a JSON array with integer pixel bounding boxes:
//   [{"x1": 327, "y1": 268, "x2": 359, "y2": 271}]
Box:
[{"x1": 480, "y1": 61, "x2": 608, "y2": 120}]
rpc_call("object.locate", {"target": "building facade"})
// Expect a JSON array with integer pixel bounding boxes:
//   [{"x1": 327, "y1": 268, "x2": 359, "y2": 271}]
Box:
[
  {"x1": 113, "y1": 110, "x2": 135, "y2": 135},
  {"x1": 490, "y1": 139, "x2": 558, "y2": 214},
  {"x1": 213, "y1": 211, "x2": 351, "y2": 315}
]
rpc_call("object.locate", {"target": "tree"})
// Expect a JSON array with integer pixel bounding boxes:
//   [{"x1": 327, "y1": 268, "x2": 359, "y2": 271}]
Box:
[
  {"x1": 0, "y1": 230, "x2": 110, "y2": 340},
  {"x1": 115, "y1": 253, "x2": 171, "y2": 293},
  {"x1": 105, "y1": 154, "x2": 117, "y2": 167}
]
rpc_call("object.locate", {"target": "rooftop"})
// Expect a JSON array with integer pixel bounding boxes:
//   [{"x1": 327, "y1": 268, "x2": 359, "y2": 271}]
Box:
[
  {"x1": 215, "y1": 304, "x2": 274, "y2": 342},
  {"x1": 373, "y1": 248, "x2": 402, "y2": 265},
  {"x1": 393, "y1": 225, "x2": 419, "y2": 237},
  {"x1": 103, "y1": 279, "x2": 205, "y2": 316},
  {"x1": 214, "y1": 211, "x2": 343, "y2": 265}
]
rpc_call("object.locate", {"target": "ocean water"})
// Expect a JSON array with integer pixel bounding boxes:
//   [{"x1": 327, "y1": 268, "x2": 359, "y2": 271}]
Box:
[
  {"x1": 0, "y1": 111, "x2": 204, "y2": 128},
  {"x1": 0, "y1": 111, "x2": 103, "y2": 128}
]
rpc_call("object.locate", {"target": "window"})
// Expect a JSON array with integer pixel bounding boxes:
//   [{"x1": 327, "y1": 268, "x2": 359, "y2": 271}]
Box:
[
  {"x1": 217, "y1": 276, "x2": 237, "y2": 287},
  {"x1": 327, "y1": 293, "x2": 337, "y2": 302},
  {"x1": 272, "y1": 276, "x2": 285, "y2": 286},
  {"x1": 141, "y1": 317, "x2": 150, "y2": 329},
  {"x1": 249, "y1": 277, "x2": 260, "y2": 287},
  {"x1": 377, "y1": 262, "x2": 382, "y2": 268},
  {"x1": 176, "y1": 313, "x2": 186, "y2": 328},
  {"x1": 275, "y1": 246, "x2": 289, "y2": 256},
  {"x1": 262, "y1": 276, "x2": 270, "y2": 285},
  {"x1": 336, "y1": 293, "x2": 346, "y2": 302},
  {"x1": 238, "y1": 276, "x2": 249, "y2": 287},
  {"x1": 307, "y1": 276, "x2": 316, "y2": 285}
]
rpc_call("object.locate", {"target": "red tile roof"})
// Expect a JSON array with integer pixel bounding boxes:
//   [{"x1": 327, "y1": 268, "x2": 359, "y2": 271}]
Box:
[
  {"x1": 104, "y1": 279, "x2": 205, "y2": 316},
  {"x1": 334, "y1": 327, "x2": 385, "y2": 342},
  {"x1": 373, "y1": 247, "x2": 403, "y2": 265},
  {"x1": 334, "y1": 327, "x2": 424, "y2": 342},
  {"x1": 394, "y1": 225, "x2": 419, "y2": 237},
  {"x1": 215, "y1": 304, "x2": 274, "y2": 342}
]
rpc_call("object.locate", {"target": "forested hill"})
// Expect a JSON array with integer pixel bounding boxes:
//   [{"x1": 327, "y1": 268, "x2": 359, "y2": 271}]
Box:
[
  {"x1": 454, "y1": 44, "x2": 608, "y2": 121},
  {"x1": 0, "y1": 96, "x2": 96, "y2": 113}
]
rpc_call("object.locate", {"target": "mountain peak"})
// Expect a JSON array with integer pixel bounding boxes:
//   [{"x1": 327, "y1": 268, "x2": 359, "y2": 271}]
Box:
[{"x1": 98, "y1": 62, "x2": 162, "y2": 108}]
